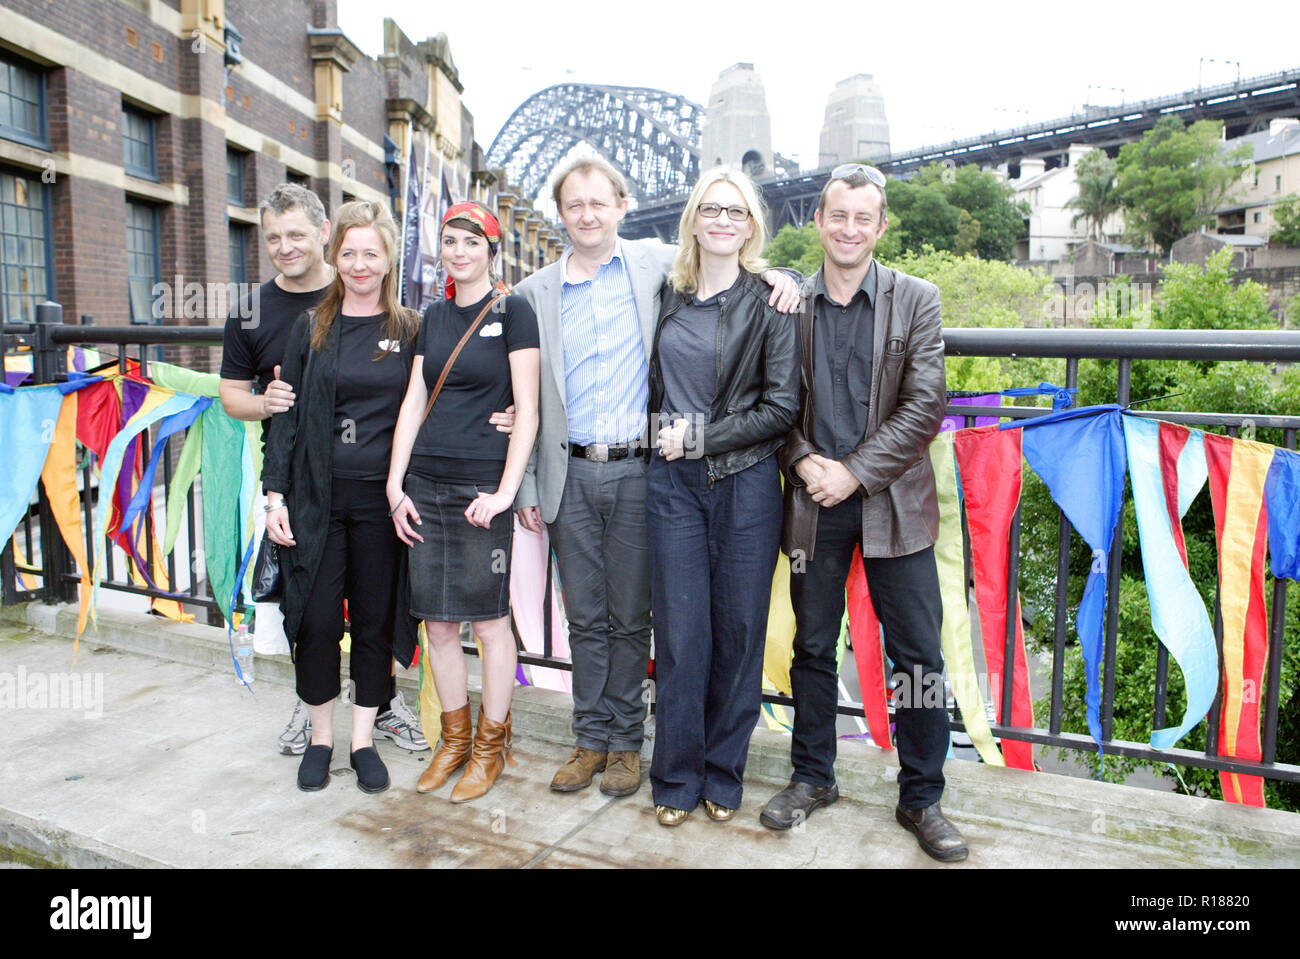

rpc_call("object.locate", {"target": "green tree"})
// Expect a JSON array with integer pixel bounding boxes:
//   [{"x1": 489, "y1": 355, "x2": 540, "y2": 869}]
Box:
[
  {"x1": 1114, "y1": 116, "x2": 1250, "y2": 252},
  {"x1": 883, "y1": 164, "x2": 1027, "y2": 260},
  {"x1": 943, "y1": 164, "x2": 1028, "y2": 261},
  {"x1": 763, "y1": 221, "x2": 824, "y2": 275},
  {"x1": 1271, "y1": 194, "x2": 1300, "y2": 246},
  {"x1": 1066, "y1": 149, "x2": 1120, "y2": 240}
]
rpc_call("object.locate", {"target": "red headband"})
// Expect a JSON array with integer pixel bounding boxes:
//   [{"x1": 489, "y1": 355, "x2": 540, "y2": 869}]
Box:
[
  {"x1": 441, "y1": 202, "x2": 506, "y2": 300},
  {"x1": 442, "y1": 202, "x2": 501, "y2": 243}
]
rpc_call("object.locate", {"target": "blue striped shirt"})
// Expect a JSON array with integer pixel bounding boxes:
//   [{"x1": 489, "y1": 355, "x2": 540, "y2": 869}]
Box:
[{"x1": 560, "y1": 242, "x2": 649, "y2": 445}]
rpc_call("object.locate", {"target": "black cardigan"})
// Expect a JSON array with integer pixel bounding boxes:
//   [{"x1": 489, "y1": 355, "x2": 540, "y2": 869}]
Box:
[{"x1": 262, "y1": 309, "x2": 420, "y2": 667}]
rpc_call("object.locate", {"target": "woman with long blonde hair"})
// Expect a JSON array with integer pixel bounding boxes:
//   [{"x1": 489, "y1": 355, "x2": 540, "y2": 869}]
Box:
[
  {"x1": 646, "y1": 167, "x2": 800, "y2": 825},
  {"x1": 263, "y1": 199, "x2": 422, "y2": 794}
]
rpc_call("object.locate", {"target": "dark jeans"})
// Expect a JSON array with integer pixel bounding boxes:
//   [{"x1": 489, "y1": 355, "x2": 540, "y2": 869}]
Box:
[
  {"x1": 647, "y1": 455, "x2": 782, "y2": 810},
  {"x1": 295, "y1": 479, "x2": 401, "y2": 709},
  {"x1": 547, "y1": 455, "x2": 652, "y2": 753},
  {"x1": 789, "y1": 498, "x2": 948, "y2": 809}
]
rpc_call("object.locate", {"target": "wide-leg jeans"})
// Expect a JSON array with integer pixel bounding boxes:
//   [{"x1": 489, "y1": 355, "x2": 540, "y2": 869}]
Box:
[{"x1": 647, "y1": 454, "x2": 783, "y2": 811}]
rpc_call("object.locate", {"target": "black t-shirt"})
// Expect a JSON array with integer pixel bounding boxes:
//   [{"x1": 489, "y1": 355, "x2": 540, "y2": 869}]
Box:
[
  {"x1": 332, "y1": 313, "x2": 408, "y2": 481},
  {"x1": 410, "y1": 292, "x2": 539, "y2": 483},
  {"x1": 220, "y1": 278, "x2": 327, "y2": 450}
]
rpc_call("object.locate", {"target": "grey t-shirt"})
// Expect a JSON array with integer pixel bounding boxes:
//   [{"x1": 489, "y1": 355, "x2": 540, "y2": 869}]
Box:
[{"x1": 658, "y1": 287, "x2": 729, "y2": 420}]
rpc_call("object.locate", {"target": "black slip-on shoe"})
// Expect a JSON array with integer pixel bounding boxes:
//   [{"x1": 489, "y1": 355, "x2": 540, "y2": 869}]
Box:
[
  {"x1": 758, "y1": 780, "x2": 839, "y2": 830},
  {"x1": 297, "y1": 744, "x2": 332, "y2": 792},
  {"x1": 350, "y1": 745, "x2": 390, "y2": 794},
  {"x1": 895, "y1": 802, "x2": 969, "y2": 862}
]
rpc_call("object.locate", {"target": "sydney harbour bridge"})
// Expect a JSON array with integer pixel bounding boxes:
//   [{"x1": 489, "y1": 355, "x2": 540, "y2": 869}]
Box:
[{"x1": 487, "y1": 69, "x2": 1300, "y2": 243}]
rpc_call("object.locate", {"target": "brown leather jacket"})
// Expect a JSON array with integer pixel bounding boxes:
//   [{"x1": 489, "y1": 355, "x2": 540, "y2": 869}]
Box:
[{"x1": 779, "y1": 263, "x2": 947, "y2": 561}]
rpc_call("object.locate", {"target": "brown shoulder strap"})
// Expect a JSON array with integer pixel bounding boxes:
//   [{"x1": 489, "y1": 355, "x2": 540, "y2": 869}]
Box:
[{"x1": 421, "y1": 294, "x2": 505, "y2": 424}]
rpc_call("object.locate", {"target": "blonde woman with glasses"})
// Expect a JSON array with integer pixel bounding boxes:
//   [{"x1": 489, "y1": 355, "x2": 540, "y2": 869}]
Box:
[{"x1": 646, "y1": 167, "x2": 800, "y2": 826}]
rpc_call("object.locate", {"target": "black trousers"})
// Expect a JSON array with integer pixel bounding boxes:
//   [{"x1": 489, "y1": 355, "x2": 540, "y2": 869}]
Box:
[
  {"x1": 295, "y1": 479, "x2": 401, "y2": 709},
  {"x1": 789, "y1": 498, "x2": 948, "y2": 809}
]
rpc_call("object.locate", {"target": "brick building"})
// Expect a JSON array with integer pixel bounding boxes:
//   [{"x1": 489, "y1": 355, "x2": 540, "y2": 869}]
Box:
[{"x1": 0, "y1": 0, "x2": 561, "y2": 363}]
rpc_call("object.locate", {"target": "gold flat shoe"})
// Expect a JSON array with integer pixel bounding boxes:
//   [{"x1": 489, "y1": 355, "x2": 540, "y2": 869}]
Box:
[
  {"x1": 656, "y1": 804, "x2": 690, "y2": 826},
  {"x1": 704, "y1": 800, "x2": 735, "y2": 821}
]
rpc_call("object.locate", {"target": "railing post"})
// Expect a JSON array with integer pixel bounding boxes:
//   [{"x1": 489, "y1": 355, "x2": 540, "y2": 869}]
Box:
[{"x1": 32, "y1": 301, "x2": 77, "y2": 604}]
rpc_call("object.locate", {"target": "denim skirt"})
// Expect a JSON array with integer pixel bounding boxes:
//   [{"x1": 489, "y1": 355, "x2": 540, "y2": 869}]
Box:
[{"x1": 406, "y1": 473, "x2": 513, "y2": 622}]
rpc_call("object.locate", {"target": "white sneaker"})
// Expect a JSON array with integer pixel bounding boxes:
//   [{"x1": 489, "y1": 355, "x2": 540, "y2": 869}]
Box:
[
  {"x1": 277, "y1": 700, "x2": 311, "y2": 756},
  {"x1": 373, "y1": 690, "x2": 429, "y2": 752}
]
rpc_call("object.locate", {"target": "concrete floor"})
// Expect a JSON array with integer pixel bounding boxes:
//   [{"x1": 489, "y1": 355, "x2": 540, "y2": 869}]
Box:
[{"x1": 1, "y1": 607, "x2": 1298, "y2": 869}]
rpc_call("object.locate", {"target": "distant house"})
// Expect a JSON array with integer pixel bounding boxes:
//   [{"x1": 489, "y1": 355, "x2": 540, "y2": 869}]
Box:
[
  {"x1": 1216, "y1": 118, "x2": 1300, "y2": 239},
  {"x1": 1066, "y1": 239, "x2": 1159, "y2": 275},
  {"x1": 1011, "y1": 144, "x2": 1125, "y2": 263},
  {"x1": 1171, "y1": 232, "x2": 1268, "y2": 268}
]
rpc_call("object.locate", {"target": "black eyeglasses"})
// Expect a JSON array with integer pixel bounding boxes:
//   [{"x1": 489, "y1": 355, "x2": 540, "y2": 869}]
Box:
[
  {"x1": 697, "y1": 202, "x2": 751, "y2": 222},
  {"x1": 831, "y1": 163, "x2": 886, "y2": 188}
]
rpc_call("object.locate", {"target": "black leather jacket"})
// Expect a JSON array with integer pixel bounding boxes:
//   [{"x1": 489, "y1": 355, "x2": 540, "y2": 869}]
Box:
[{"x1": 648, "y1": 271, "x2": 800, "y2": 483}]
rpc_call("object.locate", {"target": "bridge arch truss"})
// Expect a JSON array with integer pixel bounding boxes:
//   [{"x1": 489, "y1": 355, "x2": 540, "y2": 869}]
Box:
[{"x1": 487, "y1": 84, "x2": 704, "y2": 204}]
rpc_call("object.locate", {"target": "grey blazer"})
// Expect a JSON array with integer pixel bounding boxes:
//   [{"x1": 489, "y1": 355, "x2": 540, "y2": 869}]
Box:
[{"x1": 514, "y1": 238, "x2": 677, "y2": 523}]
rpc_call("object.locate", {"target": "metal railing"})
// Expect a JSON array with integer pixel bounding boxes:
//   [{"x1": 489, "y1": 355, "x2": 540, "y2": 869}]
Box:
[{"x1": 5, "y1": 305, "x2": 1300, "y2": 790}]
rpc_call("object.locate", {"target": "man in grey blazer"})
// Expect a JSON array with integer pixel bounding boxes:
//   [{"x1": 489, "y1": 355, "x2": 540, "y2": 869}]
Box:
[{"x1": 515, "y1": 155, "x2": 798, "y2": 798}]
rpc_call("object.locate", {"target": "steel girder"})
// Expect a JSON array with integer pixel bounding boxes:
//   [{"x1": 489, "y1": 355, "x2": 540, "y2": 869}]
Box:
[{"x1": 486, "y1": 84, "x2": 704, "y2": 203}]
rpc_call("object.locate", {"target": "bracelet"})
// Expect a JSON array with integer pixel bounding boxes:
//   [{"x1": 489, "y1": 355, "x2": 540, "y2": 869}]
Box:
[
  {"x1": 264, "y1": 503, "x2": 286, "y2": 513},
  {"x1": 387, "y1": 493, "x2": 408, "y2": 517}
]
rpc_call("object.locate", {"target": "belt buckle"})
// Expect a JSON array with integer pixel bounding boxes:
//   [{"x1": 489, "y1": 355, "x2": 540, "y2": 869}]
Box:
[{"x1": 585, "y1": 443, "x2": 609, "y2": 462}]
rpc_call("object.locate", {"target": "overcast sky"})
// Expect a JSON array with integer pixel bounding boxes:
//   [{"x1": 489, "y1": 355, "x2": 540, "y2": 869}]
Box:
[{"x1": 338, "y1": 0, "x2": 1299, "y2": 170}]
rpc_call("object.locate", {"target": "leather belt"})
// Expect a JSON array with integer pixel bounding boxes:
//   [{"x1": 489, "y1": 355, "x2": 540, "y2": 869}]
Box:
[{"x1": 569, "y1": 442, "x2": 649, "y2": 462}]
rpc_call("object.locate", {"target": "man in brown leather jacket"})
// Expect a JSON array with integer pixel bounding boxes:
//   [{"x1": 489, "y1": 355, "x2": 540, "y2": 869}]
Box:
[{"x1": 757, "y1": 165, "x2": 968, "y2": 862}]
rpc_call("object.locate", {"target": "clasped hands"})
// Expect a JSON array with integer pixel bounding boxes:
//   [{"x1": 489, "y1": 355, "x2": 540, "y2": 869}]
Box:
[{"x1": 795, "y1": 453, "x2": 860, "y2": 507}]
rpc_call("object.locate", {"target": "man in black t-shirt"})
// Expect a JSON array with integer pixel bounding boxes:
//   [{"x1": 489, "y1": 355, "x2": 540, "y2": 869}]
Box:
[{"x1": 218, "y1": 184, "x2": 428, "y2": 758}]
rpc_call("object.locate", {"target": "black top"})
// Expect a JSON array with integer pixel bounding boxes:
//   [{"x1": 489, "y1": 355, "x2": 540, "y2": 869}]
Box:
[
  {"x1": 220, "y1": 278, "x2": 327, "y2": 451},
  {"x1": 657, "y1": 282, "x2": 730, "y2": 420},
  {"x1": 332, "y1": 313, "x2": 407, "y2": 480},
  {"x1": 410, "y1": 292, "x2": 539, "y2": 483},
  {"x1": 811, "y1": 262, "x2": 877, "y2": 460}
]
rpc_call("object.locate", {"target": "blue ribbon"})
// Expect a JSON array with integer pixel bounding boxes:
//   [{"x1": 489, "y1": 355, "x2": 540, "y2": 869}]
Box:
[{"x1": 1002, "y1": 382, "x2": 1077, "y2": 411}]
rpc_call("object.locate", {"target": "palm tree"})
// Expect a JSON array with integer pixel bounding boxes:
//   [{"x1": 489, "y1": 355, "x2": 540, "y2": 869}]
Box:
[{"x1": 1067, "y1": 149, "x2": 1120, "y2": 241}]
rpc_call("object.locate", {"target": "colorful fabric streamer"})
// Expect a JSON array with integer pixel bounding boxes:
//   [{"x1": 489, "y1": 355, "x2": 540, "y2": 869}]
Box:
[
  {"x1": 0, "y1": 384, "x2": 67, "y2": 548},
  {"x1": 509, "y1": 516, "x2": 572, "y2": 693},
  {"x1": 844, "y1": 552, "x2": 891, "y2": 749},
  {"x1": 930, "y1": 431, "x2": 1003, "y2": 766},
  {"x1": 1016, "y1": 405, "x2": 1126, "y2": 749},
  {"x1": 954, "y1": 425, "x2": 1036, "y2": 770},
  {"x1": 1265, "y1": 447, "x2": 1300, "y2": 581},
  {"x1": 1203, "y1": 432, "x2": 1272, "y2": 807},
  {"x1": 1123, "y1": 417, "x2": 1218, "y2": 751}
]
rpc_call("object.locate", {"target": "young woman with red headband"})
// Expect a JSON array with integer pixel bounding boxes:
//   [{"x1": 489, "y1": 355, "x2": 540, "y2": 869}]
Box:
[{"x1": 387, "y1": 202, "x2": 541, "y2": 802}]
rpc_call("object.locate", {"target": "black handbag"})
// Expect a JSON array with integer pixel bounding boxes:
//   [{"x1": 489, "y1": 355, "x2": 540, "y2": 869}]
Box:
[{"x1": 251, "y1": 538, "x2": 281, "y2": 602}]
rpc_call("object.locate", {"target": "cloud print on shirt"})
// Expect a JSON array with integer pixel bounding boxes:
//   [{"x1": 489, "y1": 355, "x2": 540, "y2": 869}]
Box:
[{"x1": 479, "y1": 322, "x2": 503, "y2": 338}]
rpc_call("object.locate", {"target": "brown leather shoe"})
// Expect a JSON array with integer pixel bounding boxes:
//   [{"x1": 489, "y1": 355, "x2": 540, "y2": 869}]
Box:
[
  {"x1": 895, "y1": 802, "x2": 969, "y2": 862},
  {"x1": 450, "y1": 709, "x2": 512, "y2": 803},
  {"x1": 550, "y1": 746, "x2": 607, "y2": 792},
  {"x1": 416, "y1": 704, "x2": 473, "y2": 793},
  {"x1": 599, "y1": 750, "x2": 641, "y2": 797}
]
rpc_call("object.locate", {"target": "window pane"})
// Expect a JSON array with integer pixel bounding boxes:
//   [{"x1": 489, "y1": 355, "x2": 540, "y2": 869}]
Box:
[
  {"x1": 0, "y1": 171, "x2": 50, "y2": 323},
  {"x1": 125, "y1": 201, "x2": 159, "y2": 323},
  {"x1": 0, "y1": 56, "x2": 44, "y2": 141}
]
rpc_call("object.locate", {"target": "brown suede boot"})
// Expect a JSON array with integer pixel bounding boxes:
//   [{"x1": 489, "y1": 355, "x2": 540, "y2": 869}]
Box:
[
  {"x1": 550, "y1": 746, "x2": 607, "y2": 792},
  {"x1": 450, "y1": 708, "x2": 512, "y2": 803},
  {"x1": 416, "y1": 704, "x2": 472, "y2": 793}
]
